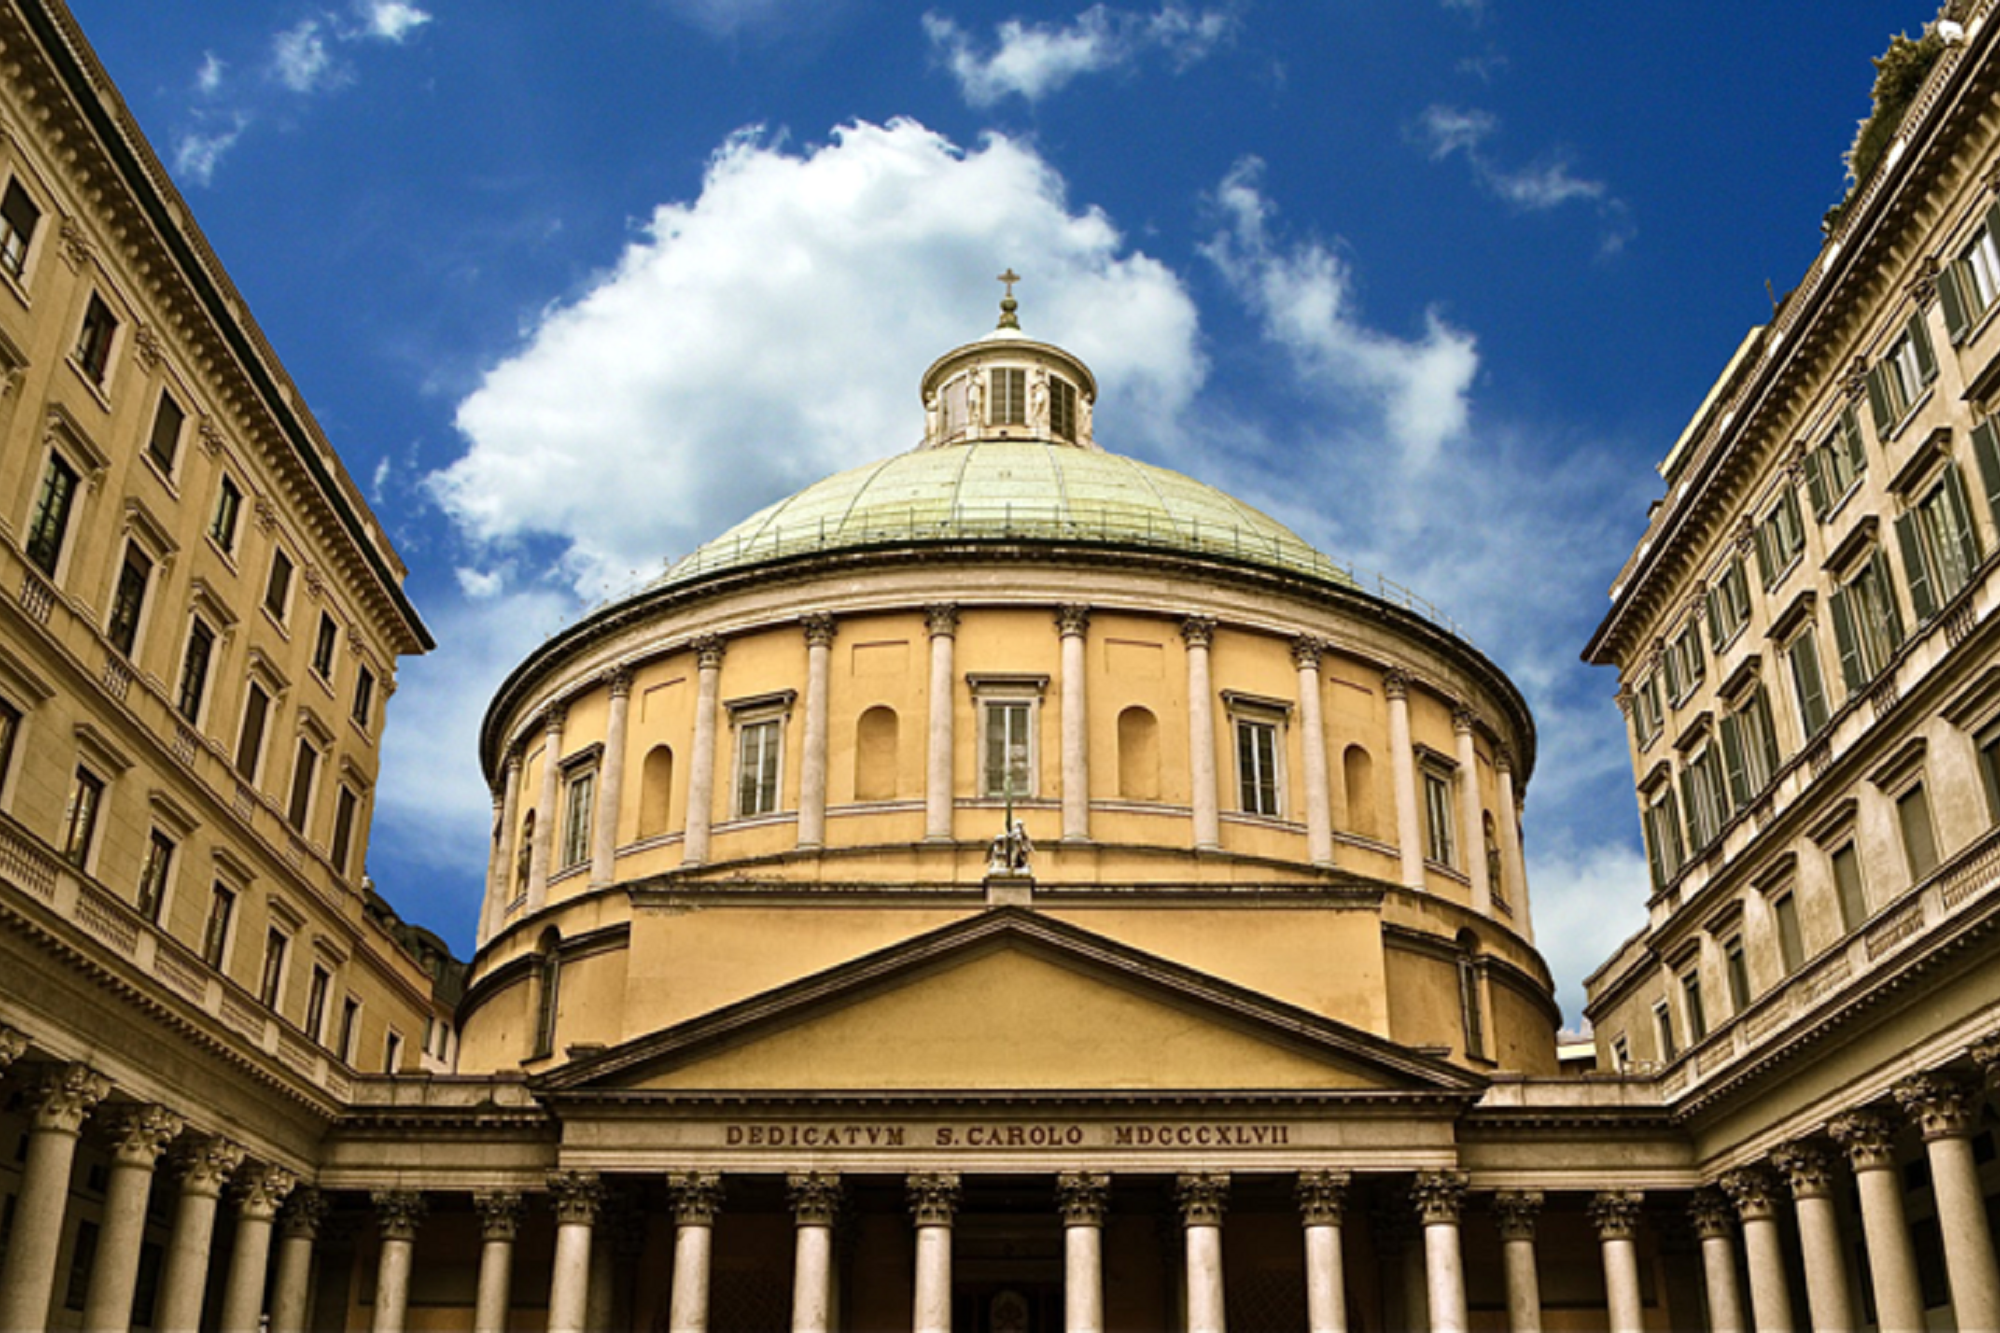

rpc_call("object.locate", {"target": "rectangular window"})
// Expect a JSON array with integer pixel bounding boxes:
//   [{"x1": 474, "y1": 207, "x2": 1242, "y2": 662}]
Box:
[
  {"x1": 1237, "y1": 719, "x2": 1282, "y2": 818},
  {"x1": 1724, "y1": 935, "x2": 1751, "y2": 1013},
  {"x1": 1721, "y1": 685, "x2": 1782, "y2": 807},
  {"x1": 1754, "y1": 488, "x2": 1806, "y2": 588},
  {"x1": 1682, "y1": 747, "x2": 1728, "y2": 851},
  {"x1": 0, "y1": 180, "x2": 40, "y2": 279},
  {"x1": 305, "y1": 965, "x2": 331, "y2": 1044},
  {"x1": 105, "y1": 543, "x2": 153, "y2": 658},
  {"x1": 146, "y1": 391, "x2": 185, "y2": 476},
  {"x1": 312, "y1": 613, "x2": 338, "y2": 682},
  {"x1": 1898, "y1": 464, "x2": 1985, "y2": 623},
  {"x1": 0, "y1": 698, "x2": 19, "y2": 796},
  {"x1": 1643, "y1": 784, "x2": 1687, "y2": 889},
  {"x1": 1980, "y1": 720, "x2": 2000, "y2": 826},
  {"x1": 1050, "y1": 377, "x2": 1078, "y2": 441},
  {"x1": 383, "y1": 1030, "x2": 403, "y2": 1074},
  {"x1": 735, "y1": 717, "x2": 782, "y2": 817},
  {"x1": 1681, "y1": 968, "x2": 1708, "y2": 1043},
  {"x1": 1866, "y1": 311, "x2": 1937, "y2": 433},
  {"x1": 62, "y1": 767, "x2": 103, "y2": 868},
  {"x1": 258, "y1": 927, "x2": 288, "y2": 1008},
  {"x1": 24, "y1": 453, "x2": 79, "y2": 577},
  {"x1": 210, "y1": 476, "x2": 242, "y2": 554},
  {"x1": 1806, "y1": 409, "x2": 1868, "y2": 517},
  {"x1": 1773, "y1": 890, "x2": 1805, "y2": 975},
  {"x1": 560, "y1": 768, "x2": 595, "y2": 868},
  {"x1": 1832, "y1": 842, "x2": 1869, "y2": 932},
  {"x1": 235, "y1": 682, "x2": 271, "y2": 781},
  {"x1": 135, "y1": 830, "x2": 174, "y2": 924},
  {"x1": 352, "y1": 666, "x2": 376, "y2": 730},
  {"x1": 330, "y1": 785, "x2": 359, "y2": 875},
  {"x1": 1829, "y1": 550, "x2": 1905, "y2": 693},
  {"x1": 1705, "y1": 558, "x2": 1753, "y2": 651},
  {"x1": 201, "y1": 883, "x2": 235, "y2": 969},
  {"x1": 286, "y1": 738, "x2": 319, "y2": 833},
  {"x1": 1665, "y1": 623, "x2": 1705, "y2": 705},
  {"x1": 1943, "y1": 215, "x2": 2000, "y2": 339},
  {"x1": 1898, "y1": 783, "x2": 1940, "y2": 882},
  {"x1": 1654, "y1": 1001, "x2": 1678, "y2": 1063},
  {"x1": 175, "y1": 619, "x2": 215, "y2": 725},
  {"x1": 1629, "y1": 671, "x2": 1664, "y2": 746},
  {"x1": 1611, "y1": 1034, "x2": 1631, "y2": 1072},
  {"x1": 983, "y1": 700, "x2": 1035, "y2": 798},
  {"x1": 338, "y1": 996, "x2": 360, "y2": 1062},
  {"x1": 74, "y1": 293, "x2": 118, "y2": 384},
  {"x1": 990, "y1": 367, "x2": 1026, "y2": 425},
  {"x1": 1788, "y1": 629, "x2": 1831, "y2": 738},
  {"x1": 1423, "y1": 768, "x2": 1457, "y2": 866},
  {"x1": 263, "y1": 548, "x2": 294, "y2": 621}
]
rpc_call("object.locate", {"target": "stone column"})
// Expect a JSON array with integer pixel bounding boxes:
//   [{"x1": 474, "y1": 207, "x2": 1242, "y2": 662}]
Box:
[
  {"x1": 1589, "y1": 1190, "x2": 1644, "y2": 1333},
  {"x1": 666, "y1": 1172, "x2": 723, "y2": 1333},
  {"x1": 470, "y1": 1191, "x2": 523, "y2": 1333},
  {"x1": 1176, "y1": 1173, "x2": 1228, "y2": 1333},
  {"x1": 80, "y1": 1104, "x2": 182, "y2": 1333},
  {"x1": 798, "y1": 614, "x2": 837, "y2": 849},
  {"x1": 1293, "y1": 637, "x2": 1335, "y2": 867},
  {"x1": 1058, "y1": 604, "x2": 1092, "y2": 843},
  {"x1": 546, "y1": 1171, "x2": 603, "y2": 1333},
  {"x1": 219, "y1": 1163, "x2": 297, "y2": 1332},
  {"x1": 1058, "y1": 1171, "x2": 1109, "y2": 1333},
  {"x1": 1492, "y1": 1190, "x2": 1543, "y2": 1333},
  {"x1": 924, "y1": 606, "x2": 958, "y2": 842},
  {"x1": 1828, "y1": 1109, "x2": 1923, "y2": 1333},
  {"x1": 269, "y1": 1188, "x2": 329, "y2": 1333},
  {"x1": 0, "y1": 1063, "x2": 110, "y2": 1333},
  {"x1": 592, "y1": 667, "x2": 633, "y2": 884},
  {"x1": 1385, "y1": 669, "x2": 1424, "y2": 889},
  {"x1": 1297, "y1": 1170, "x2": 1349, "y2": 1333},
  {"x1": 1453, "y1": 708, "x2": 1490, "y2": 913},
  {"x1": 1494, "y1": 747, "x2": 1531, "y2": 937},
  {"x1": 1182, "y1": 616, "x2": 1221, "y2": 850},
  {"x1": 484, "y1": 748, "x2": 524, "y2": 944},
  {"x1": 1687, "y1": 1190, "x2": 1746, "y2": 1333},
  {"x1": 1719, "y1": 1167, "x2": 1794, "y2": 1333},
  {"x1": 526, "y1": 703, "x2": 567, "y2": 910},
  {"x1": 1772, "y1": 1140, "x2": 1857, "y2": 1333},
  {"x1": 480, "y1": 783, "x2": 507, "y2": 942},
  {"x1": 788, "y1": 1172, "x2": 841, "y2": 1333},
  {"x1": 369, "y1": 1190, "x2": 425, "y2": 1333},
  {"x1": 1412, "y1": 1170, "x2": 1469, "y2": 1333},
  {"x1": 683, "y1": 637, "x2": 727, "y2": 865},
  {"x1": 153, "y1": 1136, "x2": 245, "y2": 1333},
  {"x1": 1896, "y1": 1072, "x2": 2000, "y2": 1330},
  {"x1": 909, "y1": 1172, "x2": 961, "y2": 1333}
]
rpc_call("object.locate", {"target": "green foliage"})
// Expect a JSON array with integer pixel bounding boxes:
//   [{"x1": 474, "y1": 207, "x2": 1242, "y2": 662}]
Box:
[{"x1": 1824, "y1": 20, "x2": 1949, "y2": 235}]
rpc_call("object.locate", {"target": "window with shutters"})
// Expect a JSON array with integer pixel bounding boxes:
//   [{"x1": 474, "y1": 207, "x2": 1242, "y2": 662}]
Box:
[
  {"x1": 1828, "y1": 550, "x2": 1905, "y2": 694},
  {"x1": 1680, "y1": 966, "x2": 1708, "y2": 1043},
  {"x1": 1865, "y1": 312, "x2": 1937, "y2": 436},
  {"x1": 1806, "y1": 410, "x2": 1869, "y2": 519},
  {"x1": 1422, "y1": 764, "x2": 1457, "y2": 866},
  {"x1": 1720, "y1": 684, "x2": 1782, "y2": 807},
  {"x1": 1771, "y1": 888, "x2": 1806, "y2": 975},
  {"x1": 1785, "y1": 627, "x2": 1832, "y2": 739},
  {"x1": 1642, "y1": 781, "x2": 1687, "y2": 889},
  {"x1": 1753, "y1": 487, "x2": 1806, "y2": 589},
  {"x1": 1941, "y1": 210, "x2": 2000, "y2": 341},
  {"x1": 1050, "y1": 377, "x2": 1078, "y2": 441},
  {"x1": 1974, "y1": 416, "x2": 2000, "y2": 533},
  {"x1": 1653, "y1": 1001, "x2": 1678, "y2": 1063},
  {"x1": 0, "y1": 179, "x2": 41, "y2": 279},
  {"x1": 1722, "y1": 933, "x2": 1751, "y2": 1013},
  {"x1": 1664, "y1": 623, "x2": 1705, "y2": 706},
  {"x1": 1896, "y1": 463, "x2": 1984, "y2": 625},
  {"x1": 1682, "y1": 746, "x2": 1729, "y2": 851},
  {"x1": 1705, "y1": 559, "x2": 1752, "y2": 651},
  {"x1": 209, "y1": 476, "x2": 243, "y2": 555},
  {"x1": 990, "y1": 367, "x2": 1026, "y2": 425},
  {"x1": 1629, "y1": 670, "x2": 1664, "y2": 748}
]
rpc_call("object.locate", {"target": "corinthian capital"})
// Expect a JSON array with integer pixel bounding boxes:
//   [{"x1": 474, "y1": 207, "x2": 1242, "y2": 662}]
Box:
[
  {"x1": 802, "y1": 612, "x2": 838, "y2": 648},
  {"x1": 691, "y1": 635, "x2": 727, "y2": 670},
  {"x1": 1057, "y1": 1171, "x2": 1110, "y2": 1226},
  {"x1": 1828, "y1": 1108, "x2": 1899, "y2": 1171},
  {"x1": 787, "y1": 1172, "x2": 842, "y2": 1227},
  {"x1": 235, "y1": 1164, "x2": 299, "y2": 1220},
  {"x1": 174, "y1": 1135, "x2": 246, "y2": 1196},
  {"x1": 372, "y1": 1189, "x2": 426, "y2": 1242},
  {"x1": 1295, "y1": 1169, "x2": 1349, "y2": 1226},
  {"x1": 1176, "y1": 1172, "x2": 1228, "y2": 1227},
  {"x1": 1410, "y1": 1170, "x2": 1468, "y2": 1226},
  {"x1": 29, "y1": 1062, "x2": 110, "y2": 1134},
  {"x1": 1290, "y1": 635, "x2": 1324, "y2": 672},
  {"x1": 1055, "y1": 604, "x2": 1091, "y2": 638},
  {"x1": 1686, "y1": 1188, "x2": 1734, "y2": 1239},
  {"x1": 473, "y1": 1189, "x2": 524, "y2": 1241},
  {"x1": 908, "y1": 1171, "x2": 961, "y2": 1227},
  {"x1": 1718, "y1": 1167, "x2": 1781, "y2": 1222},
  {"x1": 1381, "y1": 668, "x2": 1412, "y2": 702},
  {"x1": 107, "y1": 1105, "x2": 183, "y2": 1167},
  {"x1": 1895, "y1": 1071, "x2": 1980, "y2": 1141},
  {"x1": 548, "y1": 1170, "x2": 604, "y2": 1226},
  {"x1": 925, "y1": 604, "x2": 960, "y2": 638},
  {"x1": 1493, "y1": 1189, "x2": 1543, "y2": 1241},
  {"x1": 1179, "y1": 615, "x2": 1215, "y2": 649},
  {"x1": 1589, "y1": 1189, "x2": 1644, "y2": 1241},
  {"x1": 668, "y1": 1171, "x2": 724, "y2": 1226},
  {"x1": 1770, "y1": 1140, "x2": 1840, "y2": 1200},
  {"x1": 280, "y1": 1187, "x2": 330, "y2": 1240}
]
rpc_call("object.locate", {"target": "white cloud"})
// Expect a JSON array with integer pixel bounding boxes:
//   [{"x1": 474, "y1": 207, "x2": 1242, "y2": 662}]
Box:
[
  {"x1": 455, "y1": 566, "x2": 505, "y2": 599},
  {"x1": 1416, "y1": 104, "x2": 1496, "y2": 160},
  {"x1": 195, "y1": 52, "x2": 226, "y2": 95},
  {"x1": 359, "y1": 0, "x2": 433, "y2": 42},
  {"x1": 173, "y1": 116, "x2": 249, "y2": 186},
  {"x1": 1201, "y1": 156, "x2": 1476, "y2": 469},
  {"x1": 1416, "y1": 104, "x2": 1631, "y2": 255},
  {"x1": 272, "y1": 19, "x2": 342, "y2": 93},
  {"x1": 430, "y1": 118, "x2": 1203, "y2": 599},
  {"x1": 1525, "y1": 838, "x2": 1652, "y2": 1022},
  {"x1": 924, "y1": 4, "x2": 1236, "y2": 107}
]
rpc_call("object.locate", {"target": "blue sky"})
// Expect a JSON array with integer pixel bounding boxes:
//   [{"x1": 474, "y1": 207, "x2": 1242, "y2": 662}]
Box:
[{"x1": 70, "y1": 0, "x2": 1930, "y2": 1020}]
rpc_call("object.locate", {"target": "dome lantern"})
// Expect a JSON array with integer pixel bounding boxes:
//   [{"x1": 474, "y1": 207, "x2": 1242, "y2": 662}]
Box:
[{"x1": 919, "y1": 277, "x2": 1099, "y2": 451}]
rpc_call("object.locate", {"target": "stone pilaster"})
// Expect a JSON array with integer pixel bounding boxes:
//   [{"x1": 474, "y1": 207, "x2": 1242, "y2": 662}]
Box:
[
  {"x1": 1181, "y1": 616, "x2": 1220, "y2": 850},
  {"x1": 1057, "y1": 604, "x2": 1092, "y2": 843},
  {"x1": 924, "y1": 606, "x2": 958, "y2": 842},
  {"x1": 1384, "y1": 668, "x2": 1424, "y2": 888},
  {"x1": 1293, "y1": 636, "x2": 1335, "y2": 867},
  {"x1": 684, "y1": 637, "x2": 726, "y2": 866}
]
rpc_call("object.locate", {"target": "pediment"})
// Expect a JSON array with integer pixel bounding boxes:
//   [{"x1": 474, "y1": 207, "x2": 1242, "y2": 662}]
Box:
[{"x1": 539, "y1": 909, "x2": 1481, "y2": 1099}]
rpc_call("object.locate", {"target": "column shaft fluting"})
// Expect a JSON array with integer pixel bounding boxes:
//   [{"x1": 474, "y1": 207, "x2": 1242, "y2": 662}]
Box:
[
  {"x1": 683, "y1": 639, "x2": 725, "y2": 866},
  {"x1": 1059, "y1": 606, "x2": 1091, "y2": 842},
  {"x1": 1385, "y1": 671, "x2": 1423, "y2": 888},
  {"x1": 1183, "y1": 618, "x2": 1220, "y2": 850},
  {"x1": 925, "y1": 607, "x2": 957, "y2": 841},
  {"x1": 799, "y1": 616, "x2": 835, "y2": 849},
  {"x1": 592, "y1": 669, "x2": 632, "y2": 883},
  {"x1": 1295, "y1": 639, "x2": 1334, "y2": 867}
]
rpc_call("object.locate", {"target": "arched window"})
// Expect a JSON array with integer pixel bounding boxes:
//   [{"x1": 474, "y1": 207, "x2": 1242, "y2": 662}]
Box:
[
  {"x1": 1117, "y1": 706, "x2": 1160, "y2": 800},
  {"x1": 639, "y1": 745, "x2": 675, "y2": 838},
  {"x1": 1456, "y1": 929, "x2": 1485, "y2": 1060},
  {"x1": 855, "y1": 706, "x2": 900, "y2": 801},
  {"x1": 531, "y1": 929, "x2": 561, "y2": 1060},
  {"x1": 514, "y1": 809, "x2": 535, "y2": 895},
  {"x1": 1342, "y1": 745, "x2": 1376, "y2": 839}
]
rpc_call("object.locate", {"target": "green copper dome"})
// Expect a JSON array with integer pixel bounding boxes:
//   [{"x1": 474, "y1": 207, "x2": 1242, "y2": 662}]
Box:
[{"x1": 654, "y1": 439, "x2": 1356, "y2": 591}]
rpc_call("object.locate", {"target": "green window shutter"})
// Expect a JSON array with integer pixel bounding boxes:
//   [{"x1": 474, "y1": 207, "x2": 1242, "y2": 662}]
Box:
[
  {"x1": 1805, "y1": 445, "x2": 1831, "y2": 515},
  {"x1": 1720, "y1": 715, "x2": 1749, "y2": 811},
  {"x1": 1942, "y1": 262, "x2": 1971, "y2": 343},
  {"x1": 1791, "y1": 635, "x2": 1829, "y2": 736},
  {"x1": 1942, "y1": 461, "x2": 1983, "y2": 578},
  {"x1": 1753, "y1": 517, "x2": 1776, "y2": 586},
  {"x1": 1830, "y1": 586, "x2": 1863, "y2": 692},
  {"x1": 1780, "y1": 489, "x2": 1803, "y2": 558},
  {"x1": 1896, "y1": 511, "x2": 1938, "y2": 623},
  {"x1": 1972, "y1": 417, "x2": 2000, "y2": 524},
  {"x1": 1643, "y1": 803, "x2": 1667, "y2": 889},
  {"x1": 1871, "y1": 549, "x2": 1907, "y2": 647},
  {"x1": 1679, "y1": 770, "x2": 1701, "y2": 847},
  {"x1": 1663, "y1": 648, "x2": 1682, "y2": 702},
  {"x1": 1841, "y1": 408, "x2": 1869, "y2": 475},
  {"x1": 1706, "y1": 586, "x2": 1725, "y2": 652},
  {"x1": 1866, "y1": 364, "x2": 1893, "y2": 436},
  {"x1": 1909, "y1": 313, "x2": 1938, "y2": 384},
  {"x1": 1755, "y1": 691, "x2": 1782, "y2": 776}
]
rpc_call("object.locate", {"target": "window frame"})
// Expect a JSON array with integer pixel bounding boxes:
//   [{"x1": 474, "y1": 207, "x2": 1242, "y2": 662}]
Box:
[
  {"x1": 1785, "y1": 624, "x2": 1831, "y2": 739},
  {"x1": 209, "y1": 474, "x2": 244, "y2": 557},
  {"x1": 175, "y1": 614, "x2": 218, "y2": 727},
  {"x1": 351, "y1": 664, "x2": 377, "y2": 732},
  {"x1": 0, "y1": 176, "x2": 43, "y2": 282},
  {"x1": 304, "y1": 963, "x2": 333, "y2": 1045},
  {"x1": 61, "y1": 765, "x2": 105, "y2": 871},
  {"x1": 311, "y1": 612, "x2": 339, "y2": 685},
  {"x1": 144, "y1": 389, "x2": 186, "y2": 480},
  {"x1": 200, "y1": 880, "x2": 237, "y2": 971},
  {"x1": 1894, "y1": 780, "x2": 1941, "y2": 884},
  {"x1": 263, "y1": 545, "x2": 296, "y2": 625},
  {"x1": 1653, "y1": 999, "x2": 1678, "y2": 1063},
  {"x1": 72, "y1": 291, "x2": 119, "y2": 387},
  {"x1": 1422, "y1": 762, "x2": 1458, "y2": 868},
  {"x1": 135, "y1": 828, "x2": 175, "y2": 924},
  {"x1": 24, "y1": 448, "x2": 82, "y2": 581},
  {"x1": 971, "y1": 675, "x2": 1048, "y2": 801},
  {"x1": 257, "y1": 925, "x2": 290, "y2": 1010},
  {"x1": 285, "y1": 733, "x2": 321, "y2": 835},
  {"x1": 559, "y1": 760, "x2": 597, "y2": 870},
  {"x1": 724, "y1": 690, "x2": 795, "y2": 820},
  {"x1": 234, "y1": 678, "x2": 274, "y2": 784},
  {"x1": 329, "y1": 783, "x2": 361, "y2": 876},
  {"x1": 1770, "y1": 887, "x2": 1806, "y2": 976}
]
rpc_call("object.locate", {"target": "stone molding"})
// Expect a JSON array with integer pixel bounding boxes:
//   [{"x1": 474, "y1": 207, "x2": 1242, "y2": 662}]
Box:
[
  {"x1": 668, "y1": 1171, "x2": 724, "y2": 1226},
  {"x1": 1178, "y1": 615, "x2": 1215, "y2": 649},
  {"x1": 548, "y1": 1170, "x2": 604, "y2": 1226},
  {"x1": 234, "y1": 1164, "x2": 298, "y2": 1221},
  {"x1": 924, "y1": 604, "x2": 960, "y2": 639},
  {"x1": 1829, "y1": 1109, "x2": 1899, "y2": 1171},
  {"x1": 29, "y1": 1062, "x2": 110, "y2": 1134},
  {"x1": 372, "y1": 1189, "x2": 427, "y2": 1242},
  {"x1": 787, "y1": 1171, "x2": 842, "y2": 1227},
  {"x1": 802, "y1": 612, "x2": 838, "y2": 648},
  {"x1": 1589, "y1": 1189, "x2": 1644, "y2": 1241},
  {"x1": 1055, "y1": 604, "x2": 1091, "y2": 638},
  {"x1": 907, "y1": 1171, "x2": 961, "y2": 1227},
  {"x1": 1495, "y1": 744, "x2": 1516, "y2": 774},
  {"x1": 1686, "y1": 1188, "x2": 1734, "y2": 1239},
  {"x1": 280, "y1": 1188, "x2": 330, "y2": 1241},
  {"x1": 107, "y1": 1105, "x2": 183, "y2": 1167},
  {"x1": 1056, "y1": 1171, "x2": 1110, "y2": 1227},
  {"x1": 174, "y1": 1137, "x2": 246, "y2": 1197},
  {"x1": 1296, "y1": 1169, "x2": 1350, "y2": 1227},
  {"x1": 1493, "y1": 1189, "x2": 1543, "y2": 1241},
  {"x1": 1176, "y1": 1172, "x2": 1229, "y2": 1227},
  {"x1": 1719, "y1": 1167, "x2": 1781, "y2": 1222},
  {"x1": 1411, "y1": 1170, "x2": 1468, "y2": 1226},
  {"x1": 1969, "y1": 1033, "x2": 2000, "y2": 1080},
  {"x1": 473, "y1": 1190, "x2": 524, "y2": 1241},
  {"x1": 1895, "y1": 1071, "x2": 1979, "y2": 1140},
  {"x1": 1771, "y1": 1140, "x2": 1840, "y2": 1200}
]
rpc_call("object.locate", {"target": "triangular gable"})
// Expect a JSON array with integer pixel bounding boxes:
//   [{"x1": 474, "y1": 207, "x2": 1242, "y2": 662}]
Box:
[{"x1": 538, "y1": 909, "x2": 1483, "y2": 1098}]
